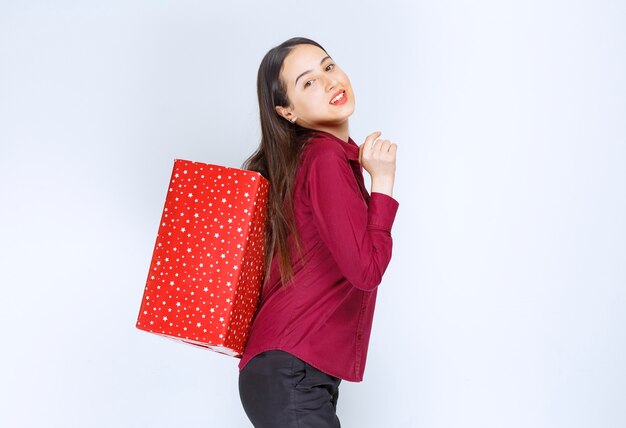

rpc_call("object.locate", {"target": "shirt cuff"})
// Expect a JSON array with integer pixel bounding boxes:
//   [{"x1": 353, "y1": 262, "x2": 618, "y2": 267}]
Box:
[{"x1": 368, "y1": 192, "x2": 400, "y2": 232}]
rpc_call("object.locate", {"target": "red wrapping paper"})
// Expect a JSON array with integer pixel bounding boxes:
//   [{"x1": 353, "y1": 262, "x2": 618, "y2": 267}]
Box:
[{"x1": 136, "y1": 159, "x2": 269, "y2": 357}]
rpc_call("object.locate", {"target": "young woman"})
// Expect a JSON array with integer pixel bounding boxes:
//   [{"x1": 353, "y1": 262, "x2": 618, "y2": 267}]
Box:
[{"x1": 238, "y1": 36, "x2": 399, "y2": 428}]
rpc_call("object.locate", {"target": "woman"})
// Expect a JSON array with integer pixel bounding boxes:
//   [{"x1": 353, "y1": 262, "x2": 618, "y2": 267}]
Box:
[{"x1": 238, "y1": 36, "x2": 399, "y2": 428}]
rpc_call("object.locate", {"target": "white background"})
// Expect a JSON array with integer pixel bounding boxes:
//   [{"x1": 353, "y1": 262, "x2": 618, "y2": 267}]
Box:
[{"x1": 1, "y1": 1, "x2": 624, "y2": 427}]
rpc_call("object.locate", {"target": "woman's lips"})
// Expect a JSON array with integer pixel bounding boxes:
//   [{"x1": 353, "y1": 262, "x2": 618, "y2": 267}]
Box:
[{"x1": 330, "y1": 90, "x2": 347, "y2": 105}]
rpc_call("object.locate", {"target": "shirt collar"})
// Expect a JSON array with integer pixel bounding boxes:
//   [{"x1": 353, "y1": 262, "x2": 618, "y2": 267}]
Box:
[{"x1": 312, "y1": 130, "x2": 359, "y2": 162}]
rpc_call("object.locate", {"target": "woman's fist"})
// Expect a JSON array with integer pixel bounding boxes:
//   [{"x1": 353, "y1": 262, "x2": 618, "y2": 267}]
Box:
[{"x1": 358, "y1": 131, "x2": 397, "y2": 179}]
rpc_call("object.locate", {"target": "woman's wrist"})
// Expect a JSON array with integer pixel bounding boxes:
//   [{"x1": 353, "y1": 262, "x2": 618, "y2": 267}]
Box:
[{"x1": 370, "y1": 174, "x2": 395, "y2": 198}]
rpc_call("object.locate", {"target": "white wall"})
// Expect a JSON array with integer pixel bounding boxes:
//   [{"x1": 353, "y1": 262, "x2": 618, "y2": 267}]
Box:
[{"x1": 1, "y1": 1, "x2": 624, "y2": 427}]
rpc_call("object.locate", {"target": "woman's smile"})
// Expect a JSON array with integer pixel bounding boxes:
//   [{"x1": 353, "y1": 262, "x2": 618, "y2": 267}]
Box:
[{"x1": 330, "y1": 90, "x2": 347, "y2": 105}]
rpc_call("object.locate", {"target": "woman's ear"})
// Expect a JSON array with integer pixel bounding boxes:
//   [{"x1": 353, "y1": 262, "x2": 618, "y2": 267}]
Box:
[{"x1": 275, "y1": 105, "x2": 288, "y2": 121}]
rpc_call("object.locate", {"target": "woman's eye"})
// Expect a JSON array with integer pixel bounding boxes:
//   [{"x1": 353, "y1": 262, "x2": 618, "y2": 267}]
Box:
[{"x1": 303, "y1": 64, "x2": 335, "y2": 88}]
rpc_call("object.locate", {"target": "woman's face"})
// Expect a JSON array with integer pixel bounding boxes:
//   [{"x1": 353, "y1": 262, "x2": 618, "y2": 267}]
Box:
[{"x1": 275, "y1": 44, "x2": 355, "y2": 131}]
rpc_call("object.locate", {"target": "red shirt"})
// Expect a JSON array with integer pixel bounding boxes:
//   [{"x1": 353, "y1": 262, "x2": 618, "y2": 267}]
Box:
[{"x1": 237, "y1": 130, "x2": 400, "y2": 382}]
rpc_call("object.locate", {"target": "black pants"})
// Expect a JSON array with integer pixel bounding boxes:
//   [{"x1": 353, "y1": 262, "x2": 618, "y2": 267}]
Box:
[{"x1": 238, "y1": 350, "x2": 342, "y2": 427}]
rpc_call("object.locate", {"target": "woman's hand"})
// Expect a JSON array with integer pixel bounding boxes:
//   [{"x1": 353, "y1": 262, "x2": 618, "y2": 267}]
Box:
[{"x1": 359, "y1": 131, "x2": 397, "y2": 197}]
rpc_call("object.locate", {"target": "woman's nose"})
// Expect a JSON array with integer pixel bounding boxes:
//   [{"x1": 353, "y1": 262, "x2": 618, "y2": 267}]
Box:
[{"x1": 326, "y1": 76, "x2": 339, "y2": 91}]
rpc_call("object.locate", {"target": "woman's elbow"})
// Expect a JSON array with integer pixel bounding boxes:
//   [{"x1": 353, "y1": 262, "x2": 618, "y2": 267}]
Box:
[{"x1": 349, "y1": 265, "x2": 384, "y2": 291}]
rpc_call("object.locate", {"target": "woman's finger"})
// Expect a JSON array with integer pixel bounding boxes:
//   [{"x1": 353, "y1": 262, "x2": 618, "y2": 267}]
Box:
[{"x1": 364, "y1": 131, "x2": 382, "y2": 150}]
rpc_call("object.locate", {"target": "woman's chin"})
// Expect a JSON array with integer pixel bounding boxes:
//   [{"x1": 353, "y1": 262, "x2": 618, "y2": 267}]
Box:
[{"x1": 331, "y1": 102, "x2": 355, "y2": 118}]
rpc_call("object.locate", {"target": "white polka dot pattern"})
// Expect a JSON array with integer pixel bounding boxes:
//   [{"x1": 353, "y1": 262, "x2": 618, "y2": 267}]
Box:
[{"x1": 135, "y1": 159, "x2": 269, "y2": 358}]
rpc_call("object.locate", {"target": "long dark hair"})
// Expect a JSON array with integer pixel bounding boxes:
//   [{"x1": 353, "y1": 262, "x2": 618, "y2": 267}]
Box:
[{"x1": 241, "y1": 37, "x2": 328, "y2": 288}]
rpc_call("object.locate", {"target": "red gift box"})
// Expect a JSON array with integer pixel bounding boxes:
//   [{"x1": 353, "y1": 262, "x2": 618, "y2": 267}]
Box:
[{"x1": 136, "y1": 159, "x2": 269, "y2": 357}]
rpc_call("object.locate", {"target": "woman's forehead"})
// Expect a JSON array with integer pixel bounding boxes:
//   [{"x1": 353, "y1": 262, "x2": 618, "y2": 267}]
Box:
[{"x1": 282, "y1": 45, "x2": 329, "y2": 81}]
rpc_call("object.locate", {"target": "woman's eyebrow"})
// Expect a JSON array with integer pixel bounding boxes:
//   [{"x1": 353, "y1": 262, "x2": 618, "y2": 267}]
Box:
[{"x1": 295, "y1": 55, "x2": 332, "y2": 87}]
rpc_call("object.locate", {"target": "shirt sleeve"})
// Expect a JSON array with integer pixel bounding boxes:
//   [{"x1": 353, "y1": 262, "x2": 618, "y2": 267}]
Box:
[{"x1": 305, "y1": 142, "x2": 400, "y2": 291}]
